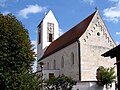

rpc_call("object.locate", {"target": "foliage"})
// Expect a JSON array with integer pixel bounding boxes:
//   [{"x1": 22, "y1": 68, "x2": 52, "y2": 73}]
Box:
[
  {"x1": 96, "y1": 66, "x2": 116, "y2": 87},
  {"x1": 44, "y1": 75, "x2": 77, "y2": 90},
  {"x1": 19, "y1": 72, "x2": 41, "y2": 90},
  {"x1": 0, "y1": 13, "x2": 40, "y2": 89}
]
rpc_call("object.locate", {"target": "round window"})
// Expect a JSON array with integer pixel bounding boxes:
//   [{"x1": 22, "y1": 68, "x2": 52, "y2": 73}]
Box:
[{"x1": 97, "y1": 32, "x2": 100, "y2": 36}]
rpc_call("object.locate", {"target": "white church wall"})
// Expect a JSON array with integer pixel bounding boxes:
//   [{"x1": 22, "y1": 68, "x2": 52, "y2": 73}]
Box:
[
  {"x1": 79, "y1": 11, "x2": 116, "y2": 81},
  {"x1": 72, "y1": 81, "x2": 116, "y2": 90},
  {"x1": 37, "y1": 23, "x2": 43, "y2": 64},
  {"x1": 41, "y1": 42, "x2": 80, "y2": 80}
]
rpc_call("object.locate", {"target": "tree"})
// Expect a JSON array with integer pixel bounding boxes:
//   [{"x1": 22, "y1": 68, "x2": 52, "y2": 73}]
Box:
[
  {"x1": 96, "y1": 66, "x2": 116, "y2": 88},
  {"x1": 44, "y1": 75, "x2": 77, "y2": 90},
  {"x1": 0, "y1": 13, "x2": 40, "y2": 90},
  {"x1": 19, "y1": 72, "x2": 41, "y2": 90}
]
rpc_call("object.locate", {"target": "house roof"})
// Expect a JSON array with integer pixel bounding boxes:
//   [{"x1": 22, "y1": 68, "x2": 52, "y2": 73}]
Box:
[
  {"x1": 40, "y1": 11, "x2": 96, "y2": 60},
  {"x1": 102, "y1": 44, "x2": 120, "y2": 58}
]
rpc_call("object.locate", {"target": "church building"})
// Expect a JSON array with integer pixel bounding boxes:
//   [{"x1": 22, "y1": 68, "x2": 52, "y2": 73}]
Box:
[{"x1": 37, "y1": 9, "x2": 116, "y2": 89}]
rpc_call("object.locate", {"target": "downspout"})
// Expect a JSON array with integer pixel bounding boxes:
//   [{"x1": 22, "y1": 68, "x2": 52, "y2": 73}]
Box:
[{"x1": 77, "y1": 40, "x2": 81, "y2": 81}]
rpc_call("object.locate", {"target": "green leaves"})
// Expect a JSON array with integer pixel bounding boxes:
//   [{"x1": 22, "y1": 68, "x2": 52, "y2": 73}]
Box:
[
  {"x1": 0, "y1": 13, "x2": 39, "y2": 90},
  {"x1": 44, "y1": 75, "x2": 77, "y2": 90},
  {"x1": 96, "y1": 66, "x2": 116, "y2": 86}
]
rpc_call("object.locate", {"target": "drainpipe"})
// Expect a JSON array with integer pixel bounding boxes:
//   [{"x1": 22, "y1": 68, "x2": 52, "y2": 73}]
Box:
[{"x1": 77, "y1": 40, "x2": 81, "y2": 81}]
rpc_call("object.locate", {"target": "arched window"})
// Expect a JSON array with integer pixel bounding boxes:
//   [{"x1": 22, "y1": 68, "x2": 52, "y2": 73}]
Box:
[
  {"x1": 61, "y1": 56, "x2": 64, "y2": 68},
  {"x1": 47, "y1": 62, "x2": 49, "y2": 69},
  {"x1": 71, "y1": 52, "x2": 74, "y2": 65},
  {"x1": 53, "y1": 60, "x2": 56, "y2": 69}
]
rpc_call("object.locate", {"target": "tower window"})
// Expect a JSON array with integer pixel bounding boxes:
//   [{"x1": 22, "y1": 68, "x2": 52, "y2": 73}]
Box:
[
  {"x1": 38, "y1": 31, "x2": 41, "y2": 44},
  {"x1": 49, "y1": 33, "x2": 53, "y2": 42}
]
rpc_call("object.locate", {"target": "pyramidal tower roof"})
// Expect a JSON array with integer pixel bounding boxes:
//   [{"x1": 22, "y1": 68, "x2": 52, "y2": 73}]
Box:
[{"x1": 38, "y1": 10, "x2": 57, "y2": 27}]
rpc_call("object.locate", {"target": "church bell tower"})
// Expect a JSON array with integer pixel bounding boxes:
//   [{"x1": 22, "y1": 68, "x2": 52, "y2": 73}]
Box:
[{"x1": 37, "y1": 10, "x2": 59, "y2": 63}]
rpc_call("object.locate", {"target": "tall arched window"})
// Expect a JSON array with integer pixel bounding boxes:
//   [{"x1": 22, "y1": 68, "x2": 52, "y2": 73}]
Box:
[
  {"x1": 47, "y1": 62, "x2": 49, "y2": 69},
  {"x1": 53, "y1": 60, "x2": 56, "y2": 69},
  {"x1": 71, "y1": 52, "x2": 74, "y2": 65},
  {"x1": 61, "y1": 56, "x2": 64, "y2": 68}
]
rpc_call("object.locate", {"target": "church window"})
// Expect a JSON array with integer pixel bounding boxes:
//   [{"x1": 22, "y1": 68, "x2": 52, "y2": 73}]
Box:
[
  {"x1": 101, "y1": 26, "x2": 103, "y2": 31},
  {"x1": 97, "y1": 16, "x2": 99, "y2": 19},
  {"x1": 71, "y1": 52, "x2": 74, "y2": 65},
  {"x1": 53, "y1": 60, "x2": 56, "y2": 69},
  {"x1": 47, "y1": 62, "x2": 49, "y2": 69},
  {"x1": 97, "y1": 32, "x2": 100, "y2": 36},
  {"x1": 61, "y1": 56, "x2": 64, "y2": 68},
  {"x1": 108, "y1": 37, "x2": 110, "y2": 43}
]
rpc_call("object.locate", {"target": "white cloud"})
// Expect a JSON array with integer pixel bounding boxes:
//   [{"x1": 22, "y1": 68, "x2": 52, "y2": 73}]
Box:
[
  {"x1": 83, "y1": 0, "x2": 94, "y2": 5},
  {"x1": 116, "y1": 32, "x2": 120, "y2": 35},
  {"x1": 103, "y1": 0, "x2": 120, "y2": 23},
  {"x1": 2, "y1": 11, "x2": 10, "y2": 15},
  {"x1": 18, "y1": 4, "x2": 47, "y2": 18}
]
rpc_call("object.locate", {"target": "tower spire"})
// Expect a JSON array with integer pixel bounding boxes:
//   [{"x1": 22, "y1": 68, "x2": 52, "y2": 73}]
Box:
[{"x1": 95, "y1": 6, "x2": 98, "y2": 11}]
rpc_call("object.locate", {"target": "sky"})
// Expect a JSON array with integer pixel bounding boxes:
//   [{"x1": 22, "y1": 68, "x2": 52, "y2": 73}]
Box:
[{"x1": 0, "y1": 0, "x2": 120, "y2": 72}]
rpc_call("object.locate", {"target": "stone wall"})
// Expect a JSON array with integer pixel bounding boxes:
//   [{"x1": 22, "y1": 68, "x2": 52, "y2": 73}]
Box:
[
  {"x1": 79, "y1": 11, "x2": 116, "y2": 81},
  {"x1": 41, "y1": 42, "x2": 80, "y2": 80}
]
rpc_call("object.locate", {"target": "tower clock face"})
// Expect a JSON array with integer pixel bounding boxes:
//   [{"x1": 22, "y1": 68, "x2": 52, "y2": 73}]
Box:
[{"x1": 47, "y1": 23, "x2": 54, "y2": 33}]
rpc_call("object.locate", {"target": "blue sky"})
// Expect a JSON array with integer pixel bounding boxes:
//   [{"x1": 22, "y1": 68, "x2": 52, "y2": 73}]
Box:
[{"x1": 0, "y1": 0, "x2": 120, "y2": 72}]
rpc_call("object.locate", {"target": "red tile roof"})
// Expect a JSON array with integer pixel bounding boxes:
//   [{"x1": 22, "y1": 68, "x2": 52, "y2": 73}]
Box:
[{"x1": 40, "y1": 11, "x2": 96, "y2": 60}]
